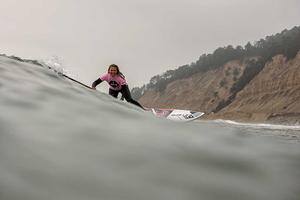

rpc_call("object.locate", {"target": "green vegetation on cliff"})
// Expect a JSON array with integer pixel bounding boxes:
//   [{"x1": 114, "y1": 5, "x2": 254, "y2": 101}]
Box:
[{"x1": 132, "y1": 26, "x2": 300, "y2": 100}]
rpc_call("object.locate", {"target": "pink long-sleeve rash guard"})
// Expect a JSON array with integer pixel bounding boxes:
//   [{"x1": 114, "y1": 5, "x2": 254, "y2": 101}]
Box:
[{"x1": 100, "y1": 73, "x2": 127, "y2": 91}]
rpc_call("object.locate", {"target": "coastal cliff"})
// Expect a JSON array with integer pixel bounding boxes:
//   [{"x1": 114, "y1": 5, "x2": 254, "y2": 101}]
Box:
[
  {"x1": 134, "y1": 27, "x2": 300, "y2": 124},
  {"x1": 139, "y1": 60, "x2": 246, "y2": 113},
  {"x1": 138, "y1": 51, "x2": 300, "y2": 124},
  {"x1": 210, "y1": 52, "x2": 300, "y2": 124}
]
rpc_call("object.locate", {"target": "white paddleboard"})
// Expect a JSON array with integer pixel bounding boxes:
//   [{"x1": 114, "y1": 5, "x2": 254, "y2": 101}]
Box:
[{"x1": 149, "y1": 108, "x2": 204, "y2": 122}]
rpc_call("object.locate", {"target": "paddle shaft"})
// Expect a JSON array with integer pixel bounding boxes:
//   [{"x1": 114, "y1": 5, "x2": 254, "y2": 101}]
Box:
[{"x1": 62, "y1": 74, "x2": 93, "y2": 89}]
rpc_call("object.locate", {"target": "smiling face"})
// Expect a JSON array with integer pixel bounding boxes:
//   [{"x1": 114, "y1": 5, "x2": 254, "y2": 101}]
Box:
[{"x1": 108, "y1": 66, "x2": 118, "y2": 77}]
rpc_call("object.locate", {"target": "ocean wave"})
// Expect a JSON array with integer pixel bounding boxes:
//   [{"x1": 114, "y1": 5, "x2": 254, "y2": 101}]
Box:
[{"x1": 1, "y1": 54, "x2": 300, "y2": 200}]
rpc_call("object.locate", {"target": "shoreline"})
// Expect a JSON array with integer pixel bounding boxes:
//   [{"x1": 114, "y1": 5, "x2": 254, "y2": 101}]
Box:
[{"x1": 202, "y1": 112, "x2": 300, "y2": 126}]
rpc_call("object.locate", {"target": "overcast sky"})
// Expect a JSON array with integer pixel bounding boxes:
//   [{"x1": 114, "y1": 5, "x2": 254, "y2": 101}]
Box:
[{"x1": 1, "y1": 0, "x2": 299, "y2": 88}]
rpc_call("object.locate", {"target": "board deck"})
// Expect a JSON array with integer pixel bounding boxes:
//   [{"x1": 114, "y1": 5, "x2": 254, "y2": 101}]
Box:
[{"x1": 148, "y1": 108, "x2": 204, "y2": 122}]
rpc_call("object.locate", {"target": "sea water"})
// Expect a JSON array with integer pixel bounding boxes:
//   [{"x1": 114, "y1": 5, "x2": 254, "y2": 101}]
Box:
[{"x1": 0, "y1": 55, "x2": 299, "y2": 200}]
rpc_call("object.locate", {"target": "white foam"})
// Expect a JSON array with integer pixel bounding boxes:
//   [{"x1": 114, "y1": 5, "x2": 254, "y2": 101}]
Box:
[
  {"x1": 214, "y1": 119, "x2": 300, "y2": 130},
  {"x1": 39, "y1": 56, "x2": 65, "y2": 74}
]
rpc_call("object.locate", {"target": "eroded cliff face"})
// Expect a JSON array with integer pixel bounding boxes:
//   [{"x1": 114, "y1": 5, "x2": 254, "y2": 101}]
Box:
[
  {"x1": 139, "y1": 51, "x2": 300, "y2": 124},
  {"x1": 139, "y1": 60, "x2": 246, "y2": 113},
  {"x1": 211, "y1": 52, "x2": 300, "y2": 123}
]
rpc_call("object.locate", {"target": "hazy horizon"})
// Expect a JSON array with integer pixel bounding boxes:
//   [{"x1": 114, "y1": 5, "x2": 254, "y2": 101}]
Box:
[{"x1": 1, "y1": 0, "x2": 299, "y2": 89}]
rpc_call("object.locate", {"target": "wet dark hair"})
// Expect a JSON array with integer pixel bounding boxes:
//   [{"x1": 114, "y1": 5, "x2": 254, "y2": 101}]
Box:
[{"x1": 108, "y1": 64, "x2": 125, "y2": 79}]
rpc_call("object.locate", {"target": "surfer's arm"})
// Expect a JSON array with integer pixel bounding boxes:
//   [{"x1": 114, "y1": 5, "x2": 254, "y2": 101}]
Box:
[{"x1": 92, "y1": 78, "x2": 103, "y2": 89}]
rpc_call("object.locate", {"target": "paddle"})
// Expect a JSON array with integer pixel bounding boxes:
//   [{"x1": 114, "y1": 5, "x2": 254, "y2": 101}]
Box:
[{"x1": 62, "y1": 74, "x2": 93, "y2": 89}]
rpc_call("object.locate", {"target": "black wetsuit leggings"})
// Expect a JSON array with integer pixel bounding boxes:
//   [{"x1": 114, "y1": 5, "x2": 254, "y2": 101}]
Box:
[{"x1": 109, "y1": 85, "x2": 144, "y2": 109}]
